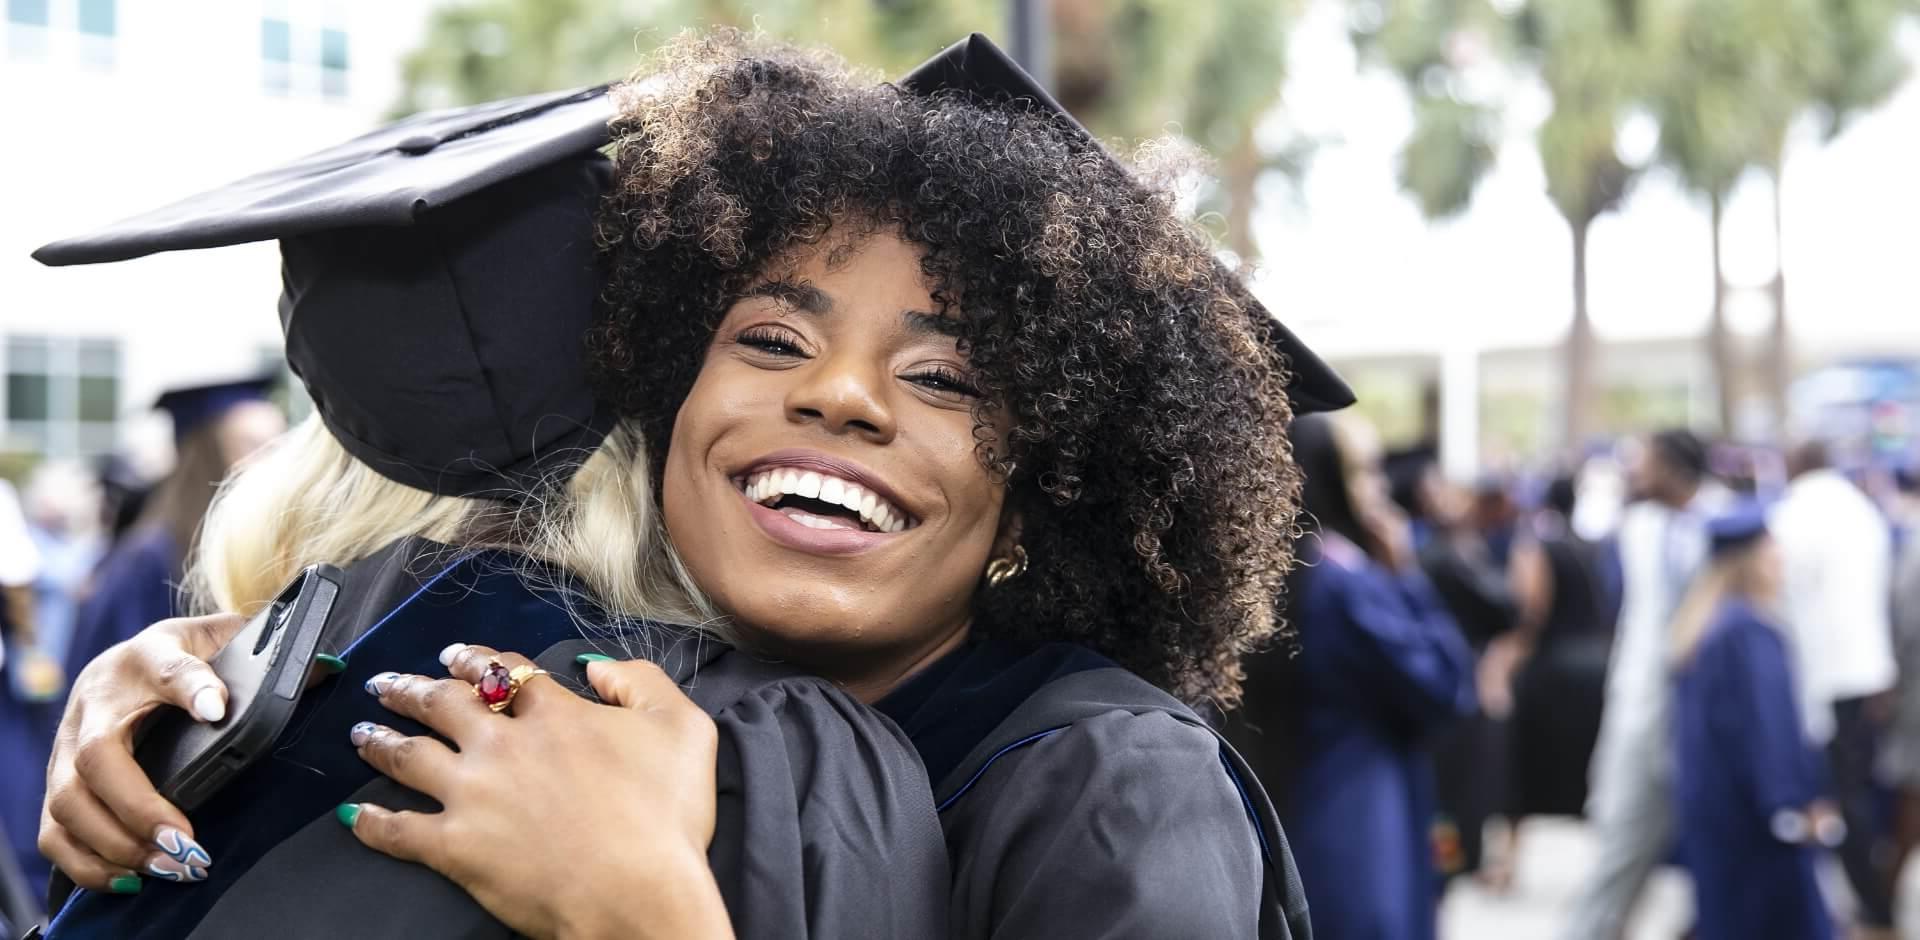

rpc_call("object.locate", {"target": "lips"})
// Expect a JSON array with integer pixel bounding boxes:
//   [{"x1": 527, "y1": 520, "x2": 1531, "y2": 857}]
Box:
[{"x1": 729, "y1": 450, "x2": 919, "y2": 554}]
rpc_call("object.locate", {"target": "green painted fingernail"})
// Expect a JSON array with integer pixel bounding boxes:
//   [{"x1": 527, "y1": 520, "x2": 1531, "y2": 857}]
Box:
[
  {"x1": 335, "y1": 803, "x2": 361, "y2": 829},
  {"x1": 316, "y1": 653, "x2": 348, "y2": 673},
  {"x1": 575, "y1": 653, "x2": 615, "y2": 664},
  {"x1": 109, "y1": 874, "x2": 142, "y2": 894}
]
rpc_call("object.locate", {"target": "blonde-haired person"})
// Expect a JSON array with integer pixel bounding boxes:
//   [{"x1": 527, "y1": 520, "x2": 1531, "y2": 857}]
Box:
[
  {"x1": 1668, "y1": 505, "x2": 1838, "y2": 940},
  {"x1": 33, "y1": 96, "x2": 947, "y2": 940}
]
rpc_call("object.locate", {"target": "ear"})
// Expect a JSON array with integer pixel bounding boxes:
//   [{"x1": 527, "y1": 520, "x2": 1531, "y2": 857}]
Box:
[{"x1": 991, "y1": 506, "x2": 1025, "y2": 560}]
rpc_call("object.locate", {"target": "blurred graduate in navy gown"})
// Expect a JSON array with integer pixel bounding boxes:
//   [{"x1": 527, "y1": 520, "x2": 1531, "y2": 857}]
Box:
[
  {"x1": 1230, "y1": 412, "x2": 1476, "y2": 940},
  {"x1": 63, "y1": 378, "x2": 283, "y2": 679},
  {"x1": 1670, "y1": 504, "x2": 1836, "y2": 940}
]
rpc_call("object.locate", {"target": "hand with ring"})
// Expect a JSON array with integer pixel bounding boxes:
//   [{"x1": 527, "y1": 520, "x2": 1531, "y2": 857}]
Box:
[{"x1": 346, "y1": 643, "x2": 732, "y2": 940}]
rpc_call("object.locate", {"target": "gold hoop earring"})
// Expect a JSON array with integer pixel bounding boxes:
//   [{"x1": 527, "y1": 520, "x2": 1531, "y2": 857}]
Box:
[{"x1": 986, "y1": 545, "x2": 1029, "y2": 588}]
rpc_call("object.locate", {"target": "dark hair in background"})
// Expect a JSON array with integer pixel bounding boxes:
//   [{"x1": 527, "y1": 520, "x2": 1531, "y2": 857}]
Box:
[
  {"x1": 1544, "y1": 475, "x2": 1578, "y2": 519},
  {"x1": 1290, "y1": 415, "x2": 1365, "y2": 551},
  {"x1": 1650, "y1": 428, "x2": 1710, "y2": 483},
  {"x1": 132, "y1": 427, "x2": 229, "y2": 569},
  {"x1": 590, "y1": 33, "x2": 1302, "y2": 708},
  {"x1": 1385, "y1": 445, "x2": 1437, "y2": 521}
]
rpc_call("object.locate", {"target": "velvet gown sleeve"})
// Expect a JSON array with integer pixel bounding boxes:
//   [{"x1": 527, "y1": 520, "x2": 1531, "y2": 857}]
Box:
[
  {"x1": 62, "y1": 528, "x2": 177, "y2": 678},
  {"x1": 1709, "y1": 614, "x2": 1821, "y2": 826},
  {"x1": 941, "y1": 710, "x2": 1273, "y2": 939},
  {"x1": 1316, "y1": 559, "x2": 1478, "y2": 739}
]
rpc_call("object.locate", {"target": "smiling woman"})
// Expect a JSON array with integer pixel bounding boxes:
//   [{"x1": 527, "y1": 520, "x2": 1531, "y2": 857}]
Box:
[{"x1": 590, "y1": 31, "x2": 1351, "y2": 938}]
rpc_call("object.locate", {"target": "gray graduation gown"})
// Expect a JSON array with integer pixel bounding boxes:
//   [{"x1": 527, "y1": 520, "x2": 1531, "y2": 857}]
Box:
[{"x1": 880, "y1": 641, "x2": 1313, "y2": 939}]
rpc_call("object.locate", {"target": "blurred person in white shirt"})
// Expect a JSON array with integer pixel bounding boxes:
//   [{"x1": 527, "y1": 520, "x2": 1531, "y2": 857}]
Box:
[
  {"x1": 1563, "y1": 428, "x2": 1727, "y2": 940},
  {"x1": 1771, "y1": 440, "x2": 1898, "y2": 938}
]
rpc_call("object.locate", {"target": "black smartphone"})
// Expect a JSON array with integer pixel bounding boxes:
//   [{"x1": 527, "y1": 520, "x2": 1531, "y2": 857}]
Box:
[{"x1": 132, "y1": 564, "x2": 343, "y2": 813}]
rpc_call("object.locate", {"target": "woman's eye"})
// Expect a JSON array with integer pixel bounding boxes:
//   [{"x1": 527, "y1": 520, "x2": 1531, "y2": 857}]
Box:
[
  {"x1": 907, "y1": 367, "x2": 983, "y2": 399},
  {"x1": 736, "y1": 328, "x2": 806, "y2": 357}
]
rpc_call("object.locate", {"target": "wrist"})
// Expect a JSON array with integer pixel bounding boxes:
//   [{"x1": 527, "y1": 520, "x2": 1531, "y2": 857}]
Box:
[{"x1": 557, "y1": 841, "x2": 731, "y2": 940}]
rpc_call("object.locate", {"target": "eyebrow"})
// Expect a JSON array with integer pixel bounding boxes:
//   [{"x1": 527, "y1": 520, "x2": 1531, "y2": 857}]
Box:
[{"x1": 742, "y1": 278, "x2": 963, "y2": 338}]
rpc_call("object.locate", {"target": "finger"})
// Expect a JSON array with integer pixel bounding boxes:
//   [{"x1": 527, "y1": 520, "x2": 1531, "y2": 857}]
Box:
[
  {"x1": 351, "y1": 722, "x2": 461, "y2": 796},
  {"x1": 441, "y1": 644, "x2": 562, "y2": 714},
  {"x1": 44, "y1": 784, "x2": 150, "y2": 873},
  {"x1": 70, "y1": 725, "x2": 204, "y2": 869},
  {"x1": 365, "y1": 673, "x2": 493, "y2": 741},
  {"x1": 143, "y1": 615, "x2": 247, "y2": 722},
  {"x1": 37, "y1": 825, "x2": 142, "y2": 895},
  {"x1": 338, "y1": 802, "x2": 439, "y2": 867},
  {"x1": 586, "y1": 658, "x2": 682, "y2": 712}
]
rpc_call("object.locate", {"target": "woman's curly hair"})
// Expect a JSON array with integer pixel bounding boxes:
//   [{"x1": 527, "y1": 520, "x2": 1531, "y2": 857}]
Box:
[{"x1": 590, "y1": 32, "x2": 1302, "y2": 709}]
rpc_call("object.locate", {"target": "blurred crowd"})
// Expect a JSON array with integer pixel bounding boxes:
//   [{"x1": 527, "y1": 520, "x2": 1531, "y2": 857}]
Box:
[{"x1": 1227, "y1": 407, "x2": 1920, "y2": 939}]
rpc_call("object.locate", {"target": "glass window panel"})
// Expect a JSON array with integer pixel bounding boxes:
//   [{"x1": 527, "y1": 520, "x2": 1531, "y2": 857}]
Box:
[
  {"x1": 261, "y1": 18, "x2": 292, "y2": 63},
  {"x1": 76, "y1": 0, "x2": 113, "y2": 36},
  {"x1": 7, "y1": 337, "x2": 49, "y2": 374},
  {"x1": 6, "y1": 0, "x2": 49, "y2": 27},
  {"x1": 77, "y1": 375, "x2": 116, "y2": 422},
  {"x1": 77, "y1": 339, "x2": 118, "y2": 375},
  {"x1": 321, "y1": 66, "x2": 348, "y2": 98},
  {"x1": 7, "y1": 374, "x2": 50, "y2": 422},
  {"x1": 320, "y1": 28, "x2": 347, "y2": 71}
]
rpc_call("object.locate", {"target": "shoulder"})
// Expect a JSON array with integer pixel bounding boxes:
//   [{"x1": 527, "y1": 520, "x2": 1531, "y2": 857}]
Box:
[{"x1": 943, "y1": 664, "x2": 1257, "y2": 850}]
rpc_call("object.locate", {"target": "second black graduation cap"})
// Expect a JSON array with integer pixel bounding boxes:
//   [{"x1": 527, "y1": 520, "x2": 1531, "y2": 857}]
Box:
[
  {"x1": 34, "y1": 86, "x2": 619, "y2": 497},
  {"x1": 154, "y1": 373, "x2": 279, "y2": 443},
  {"x1": 901, "y1": 34, "x2": 1355, "y2": 415}
]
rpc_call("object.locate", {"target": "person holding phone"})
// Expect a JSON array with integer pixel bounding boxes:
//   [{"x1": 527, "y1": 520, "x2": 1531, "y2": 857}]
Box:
[
  {"x1": 1229, "y1": 412, "x2": 1477, "y2": 940},
  {"x1": 30, "y1": 85, "x2": 948, "y2": 939}
]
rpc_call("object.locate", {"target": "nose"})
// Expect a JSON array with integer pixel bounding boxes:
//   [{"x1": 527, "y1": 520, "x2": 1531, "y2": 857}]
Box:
[{"x1": 784, "y1": 350, "x2": 897, "y2": 443}]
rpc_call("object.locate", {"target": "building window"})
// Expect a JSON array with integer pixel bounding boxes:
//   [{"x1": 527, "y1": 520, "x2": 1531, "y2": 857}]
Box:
[
  {"x1": 3, "y1": 336, "x2": 121, "y2": 459},
  {"x1": 75, "y1": 0, "x2": 110, "y2": 36},
  {"x1": 6, "y1": 0, "x2": 48, "y2": 26},
  {"x1": 260, "y1": 18, "x2": 348, "y2": 99},
  {"x1": 260, "y1": 17, "x2": 290, "y2": 61}
]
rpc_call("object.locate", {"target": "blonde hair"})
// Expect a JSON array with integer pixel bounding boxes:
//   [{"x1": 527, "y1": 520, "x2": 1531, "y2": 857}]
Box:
[
  {"x1": 1668, "y1": 540, "x2": 1775, "y2": 667},
  {"x1": 187, "y1": 415, "x2": 717, "y2": 634}
]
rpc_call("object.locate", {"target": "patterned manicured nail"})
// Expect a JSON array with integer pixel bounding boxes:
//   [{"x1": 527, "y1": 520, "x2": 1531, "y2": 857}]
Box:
[
  {"x1": 335, "y1": 803, "x2": 362, "y2": 830},
  {"x1": 145, "y1": 853, "x2": 208, "y2": 883},
  {"x1": 349, "y1": 721, "x2": 382, "y2": 747},
  {"x1": 575, "y1": 653, "x2": 614, "y2": 664},
  {"x1": 315, "y1": 653, "x2": 348, "y2": 674},
  {"x1": 153, "y1": 826, "x2": 212, "y2": 872},
  {"x1": 364, "y1": 672, "x2": 401, "y2": 696},
  {"x1": 439, "y1": 642, "x2": 469, "y2": 667},
  {"x1": 108, "y1": 874, "x2": 142, "y2": 894}
]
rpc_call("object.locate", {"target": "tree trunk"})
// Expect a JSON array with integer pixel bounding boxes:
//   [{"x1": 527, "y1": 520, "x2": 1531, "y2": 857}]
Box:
[
  {"x1": 1708, "y1": 190, "x2": 1737, "y2": 435},
  {"x1": 1565, "y1": 217, "x2": 1597, "y2": 450},
  {"x1": 1766, "y1": 166, "x2": 1791, "y2": 438},
  {"x1": 1223, "y1": 126, "x2": 1260, "y2": 261}
]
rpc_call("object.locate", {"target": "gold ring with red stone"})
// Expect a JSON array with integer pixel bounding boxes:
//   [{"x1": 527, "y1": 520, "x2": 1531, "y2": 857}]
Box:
[{"x1": 474, "y1": 657, "x2": 546, "y2": 713}]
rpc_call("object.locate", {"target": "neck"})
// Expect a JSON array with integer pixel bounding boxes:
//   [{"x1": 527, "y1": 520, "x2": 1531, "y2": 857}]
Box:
[{"x1": 837, "y1": 619, "x2": 973, "y2": 704}]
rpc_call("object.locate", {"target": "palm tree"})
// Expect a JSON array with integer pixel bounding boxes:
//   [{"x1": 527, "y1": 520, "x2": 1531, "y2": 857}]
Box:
[
  {"x1": 1643, "y1": 0, "x2": 1823, "y2": 436},
  {"x1": 1757, "y1": 0, "x2": 1912, "y2": 434},
  {"x1": 1351, "y1": 0, "x2": 1647, "y2": 449}
]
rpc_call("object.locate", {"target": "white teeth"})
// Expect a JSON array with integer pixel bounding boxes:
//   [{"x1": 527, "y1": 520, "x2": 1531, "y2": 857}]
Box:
[{"x1": 740, "y1": 467, "x2": 914, "y2": 533}]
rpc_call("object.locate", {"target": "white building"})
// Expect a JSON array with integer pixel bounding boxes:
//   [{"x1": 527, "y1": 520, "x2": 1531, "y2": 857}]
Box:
[{"x1": 1, "y1": 0, "x2": 434, "y2": 468}]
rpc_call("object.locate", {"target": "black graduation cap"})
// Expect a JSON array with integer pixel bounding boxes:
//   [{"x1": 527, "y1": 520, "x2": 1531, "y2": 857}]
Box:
[
  {"x1": 153, "y1": 373, "x2": 279, "y2": 443},
  {"x1": 901, "y1": 34, "x2": 1356, "y2": 415},
  {"x1": 33, "y1": 85, "x2": 619, "y2": 498}
]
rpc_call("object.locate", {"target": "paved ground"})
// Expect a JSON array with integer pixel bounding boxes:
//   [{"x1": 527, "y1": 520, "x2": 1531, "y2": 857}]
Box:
[
  {"x1": 1440, "y1": 817, "x2": 1691, "y2": 939},
  {"x1": 1441, "y1": 817, "x2": 1920, "y2": 939}
]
